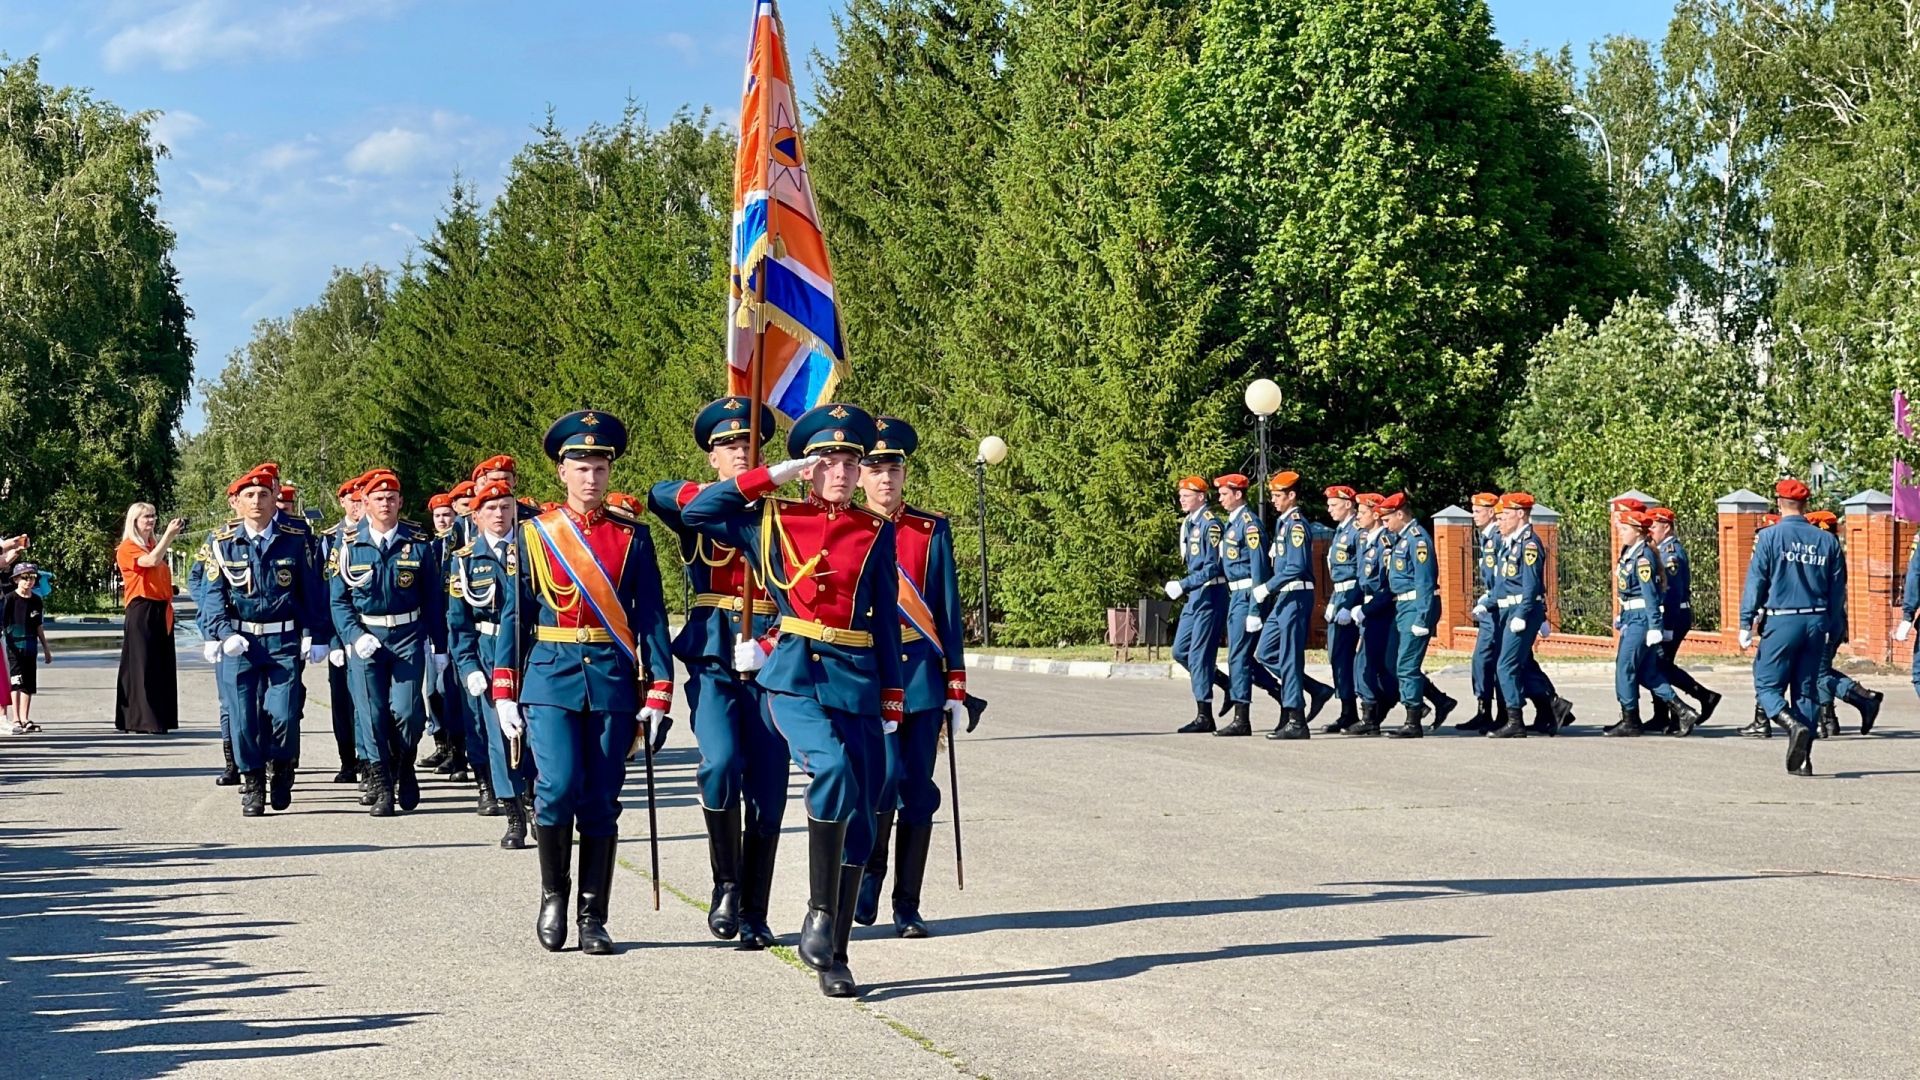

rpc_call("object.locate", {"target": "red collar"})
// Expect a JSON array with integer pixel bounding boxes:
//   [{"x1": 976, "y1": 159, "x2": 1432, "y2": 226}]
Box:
[
  {"x1": 805, "y1": 493, "x2": 853, "y2": 517},
  {"x1": 563, "y1": 505, "x2": 605, "y2": 527}
]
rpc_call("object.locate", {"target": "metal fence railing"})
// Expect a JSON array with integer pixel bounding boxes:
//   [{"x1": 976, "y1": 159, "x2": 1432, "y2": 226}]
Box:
[
  {"x1": 1681, "y1": 527, "x2": 1721, "y2": 631},
  {"x1": 1554, "y1": 522, "x2": 1614, "y2": 636}
]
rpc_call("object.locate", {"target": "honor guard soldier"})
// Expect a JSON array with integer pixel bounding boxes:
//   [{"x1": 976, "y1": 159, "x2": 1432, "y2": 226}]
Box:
[
  {"x1": 200, "y1": 464, "x2": 330, "y2": 816},
  {"x1": 1457, "y1": 493, "x2": 1503, "y2": 732},
  {"x1": 1214, "y1": 474, "x2": 1284, "y2": 737},
  {"x1": 1603, "y1": 508, "x2": 1701, "y2": 737},
  {"x1": 1805, "y1": 511, "x2": 1882, "y2": 736},
  {"x1": 1252, "y1": 471, "x2": 1333, "y2": 739},
  {"x1": 1169, "y1": 477, "x2": 1229, "y2": 733},
  {"x1": 683, "y1": 402, "x2": 904, "y2": 998},
  {"x1": 647, "y1": 395, "x2": 789, "y2": 948},
  {"x1": 1379, "y1": 494, "x2": 1438, "y2": 738},
  {"x1": 330, "y1": 469, "x2": 449, "y2": 816},
  {"x1": 1737, "y1": 479, "x2": 1844, "y2": 775},
  {"x1": 491, "y1": 412, "x2": 674, "y2": 956},
  {"x1": 852, "y1": 417, "x2": 970, "y2": 937},
  {"x1": 1485, "y1": 493, "x2": 1570, "y2": 738},
  {"x1": 448, "y1": 479, "x2": 534, "y2": 848},
  {"x1": 1319, "y1": 486, "x2": 1362, "y2": 733},
  {"x1": 1645, "y1": 508, "x2": 1724, "y2": 732}
]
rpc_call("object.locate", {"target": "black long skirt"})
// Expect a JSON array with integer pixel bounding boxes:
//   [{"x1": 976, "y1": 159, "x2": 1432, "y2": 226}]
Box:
[{"x1": 115, "y1": 597, "x2": 177, "y2": 733}]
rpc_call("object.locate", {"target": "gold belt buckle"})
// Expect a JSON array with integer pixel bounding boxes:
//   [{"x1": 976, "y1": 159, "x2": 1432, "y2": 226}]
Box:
[
  {"x1": 575, "y1": 627, "x2": 591, "y2": 643},
  {"x1": 819, "y1": 626, "x2": 839, "y2": 644},
  {"x1": 730, "y1": 596, "x2": 744, "y2": 611}
]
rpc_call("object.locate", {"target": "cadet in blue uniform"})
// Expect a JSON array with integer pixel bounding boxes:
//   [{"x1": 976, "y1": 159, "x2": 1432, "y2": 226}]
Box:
[
  {"x1": 852, "y1": 416, "x2": 971, "y2": 938},
  {"x1": 647, "y1": 395, "x2": 789, "y2": 947},
  {"x1": 683, "y1": 402, "x2": 903, "y2": 998},
  {"x1": 1804, "y1": 511, "x2": 1882, "y2": 737},
  {"x1": 1737, "y1": 478, "x2": 1844, "y2": 776},
  {"x1": 421, "y1": 492, "x2": 475, "y2": 782},
  {"x1": 1643, "y1": 508, "x2": 1725, "y2": 733},
  {"x1": 1319, "y1": 486, "x2": 1363, "y2": 733},
  {"x1": 329, "y1": 469, "x2": 449, "y2": 817},
  {"x1": 1457, "y1": 493, "x2": 1503, "y2": 732},
  {"x1": 187, "y1": 528, "x2": 240, "y2": 786},
  {"x1": 489, "y1": 412, "x2": 674, "y2": 956},
  {"x1": 1604, "y1": 509, "x2": 1702, "y2": 737},
  {"x1": 320, "y1": 476, "x2": 368, "y2": 787},
  {"x1": 1345, "y1": 493, "x2": 1395, "y2": 735},
  {"x1": 1253, "y1": 471, "x2": 1334, "y2": 740},
  {"x1": 1170, "y1": 477, "x2": 1229, "y2": 734},
  {"x1": 1378, "y1": 494, "x2": 1438, "y2": 738},
  {"x1": 1486, "y1": 493, "x2": 1570, "y2": 738},
  {"x1": 1215, "y1": 474, "x2": 1284, "y2": 737},
  {"x1": 200, "y1": 464, "x2": 331, "y2": 817},
  {"x1": 448, "y1": 479, "x2": 535, "y2": 849}
]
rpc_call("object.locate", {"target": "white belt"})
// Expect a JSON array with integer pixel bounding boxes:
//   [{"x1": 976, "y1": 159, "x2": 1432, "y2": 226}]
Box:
[
  {"x1": 1330, "y1": 581, "x2": 1356, "y2": 593},
  {"x1": 476, "y1": 621, "x2": 499, "y2": 637},
  {"x1": 1621, "y1": 598, "x2": 1647, "y2": 610},
  {"x1": 1195, "y1": 576, "x2": 1226, "y2": 588},
  {"x1": 1763, "y1": 607, "x2": 1826, "y2": 616},
  {"x1": 1496, "y1": 596, "x2": 1524, "y2": 608},
  {"x1": 240, "y1": 620, "x2": 295, "y2": 635},
  {"x1": 1227, "y1": 579, "x2": 1256, "y2": 592},
  {"x1": 362, "y1": 610, "x2": 421, "y2": 628},
  {"x1": 1676, "y1": 602, "x2": 1690, "y2": 610},
  {"x1": 1394, "y1": 590, "x2": 1419, "y2": 602},
  {"x1": 1277, "y1": 580, "x2": 1314, "y2": 594}
]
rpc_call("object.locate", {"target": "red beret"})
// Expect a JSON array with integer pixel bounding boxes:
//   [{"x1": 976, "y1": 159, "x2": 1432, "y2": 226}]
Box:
[
  {"x1": 1267, "y1": 470, "x2": 1301, "y2": 493},
  {"x1": 471, "y1": 479, "x2": 514, "y2": 507},
  {"x1": 1378, "y1": 492, "x2": 1408, "y2": 514},
  {"x1": 1775, "y1": 477, "x2": 1810, "y2": 501},
  {"x1": 1758, "y1": 513, "x2": 1780, "y2": 528},
  {"x1": 227, "y1": 463, "x2": 279, "y2": 497},
  {"x1": 1620, "y1": 510, "x2": 1652, "y2": 530},
  {"x1": 472, "y1": 454, "x2": 517, "y2": 482},
  {"x1": 1213, "y1": 473, "x2": 1249, "y2": 491},
  {"x1": 450, "y1": 480, "x2": 476, "y2": 500},
  {"x1": 361, "y1": 470, "x2": 401, "y2": 496},
  {"x1": 1324, "y1": 485, "x2": 1356, "y2": 501},
  {"x1": 1806, "y1": 510, "x2": 1838, "y2": 531},
  {"x1": 607, "y1": 491, "x2": 642, "y2": 514},
  {"x1": 1470, "y1": 492, "x2": 1500, "y2": 508},
  {"x1": 1647, "y1": 507, "x2": 1676, "y2": 524},
  {"x1": 1612, "y1": 497, "x2": 1646, "y2": 513},
  {"x1": 1497, "y1": 492, "x2": 1535, "y2": 511},
  {"x1": 427, "y1": 493, "x2": 453, "y2": 511},
  {"x1": 1177, "y1": 476, "x2": 1209, "y2": 494},
  {"x1": 278, "y1": 484, "x2": 297, "y2": 500},
  {"x1": 1356, "y1": 492, "x2": 1385, "y2": 508}
]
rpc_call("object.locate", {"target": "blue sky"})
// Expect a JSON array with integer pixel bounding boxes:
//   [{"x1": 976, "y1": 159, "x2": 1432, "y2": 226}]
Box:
[{"x1": 1, "y1": 1, "x2": 1676, "y2": 432}]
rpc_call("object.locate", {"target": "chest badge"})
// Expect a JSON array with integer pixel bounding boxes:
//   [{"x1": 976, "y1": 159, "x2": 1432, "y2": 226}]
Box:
[
  {"x1": 397, "y1": 569, "x2": 416, "y2": 589},
  {"x1": 275, "y1": 567, "x2": 293, "y2": 587}
]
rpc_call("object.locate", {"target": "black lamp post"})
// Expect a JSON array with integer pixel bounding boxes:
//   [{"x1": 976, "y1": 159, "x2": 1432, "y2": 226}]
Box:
[
  {"x1": 974, "y1": 435, "x2": 1008, "y2": 647},
  {"x1": 1245, "y1": 378, "x2": 1282, "y2": 527}
]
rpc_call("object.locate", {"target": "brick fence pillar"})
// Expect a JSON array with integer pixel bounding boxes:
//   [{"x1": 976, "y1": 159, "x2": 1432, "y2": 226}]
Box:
[
  {"x1": 1309, "y1": 533, "x2": 1330, "y2": 650},
  {"x1": 1532, "y1": 503, "x2": 1562, "y2": 629},
  {"x1": 1432, "y1": 504, "x2": 1475, "y2": 650},
  {"x1": 1715, "y1": 489, "x2": 1770, "y2": 649},
  {"x1": 1840, "y1": 489, "x2": 1896, "y2": 663}
]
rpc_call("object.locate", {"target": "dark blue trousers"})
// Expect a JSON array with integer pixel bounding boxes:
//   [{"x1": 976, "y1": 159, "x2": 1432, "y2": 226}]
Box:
[
  {"x1": 1256, "y1": 589, "x2": 1325, "y2": 709},
  {"x1": 686, "y1": 662, "x2": 789, "y2": 826},
  {"x1": 346, "y1": 633, "x2": 427, "y2": 766},
  {"x1": 217, "y1": 633, "x2": 302, "y2": 772},
  {"x1": 1171, "y1": 588, "x2": 1226, "y2": 702},
  {"x1": 475, "y1": 694, "x2": 536, "y2": 798},
  {"x1": 1470, "y1": 608, "x2": 1499, "y2": 700},
  {"x1": 876, "y1": 707, "x2": 945, "y2": 826},
  {"x1": 1614, "y1": 622, "x2": 1676, "y2": 707},
  {"x1": 1754, "y1": 613, "x2": 1825, "y2": 726},
  {"x1": 525, "y1": 704, "x2": 634, "y2": 835}
]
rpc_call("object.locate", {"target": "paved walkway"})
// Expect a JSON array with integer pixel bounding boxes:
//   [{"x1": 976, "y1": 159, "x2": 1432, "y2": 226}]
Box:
[{"x1": 4, "y1": 654, "x2": 1918, "y2": 1078}]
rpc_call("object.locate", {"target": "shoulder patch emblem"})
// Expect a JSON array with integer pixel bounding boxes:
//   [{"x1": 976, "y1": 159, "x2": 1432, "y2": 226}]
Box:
[
  {"x1": 1524, "y1": 547, "x2": 1539, "y2": 566},
  {"x1": 1415, "y1": 544, "x2": 1428, "y2": 563},
  {"x1": 1637, "y1": 562, "x2": 1652, "y2": 582}
]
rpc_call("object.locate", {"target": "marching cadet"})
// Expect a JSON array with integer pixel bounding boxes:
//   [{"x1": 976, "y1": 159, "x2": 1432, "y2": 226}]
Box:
[
  {"x1": 852, "y1": 416, "x2": 971, "y2": 937},
  {"x1": 683, "y1": 402, "x2": 903, "y2": 998},
  {"x1": 1645, "y1": 508, "x2": 1724, "y2": 733},
  {"x1": 188, "y1": 503, "x2": 240, "y2": 786},
  {"x1": 321, "y1": 476, "x2": 368, "y2": 786},
  {"x1": 451, "y1": 480, "x2": 475, "y2": 517},
  {"x1": 448, "y1": 479, "x2": 533, "y2": 848},
  {"x1": 1738, "y1": 479, "x2": 1844, "y2": 775},
  {"x1": 330, "y1": 469, "x2": 449, "y2": 817},
  {"x1": 429, "y1": 492, "x2": 457, "y2": 536},
  {"x1": 1215, "y1": 474, "x2": 1284, "y2": 737},
  {"x1": 1457, "y1": 493, "x2": 1503, "y2": 732},
  {"x1": 1740, "y1": 513, "x2": 1786, "y2": 738},
  {"x1": 200, "y1": 464, "x2": 330, "y2": 817},
  {"x1": 1169, "y1": 477, "x2": 1229, "y2": 734},
  {"x1": 647, "y1": 395, "x2": 789, "y2": 948},
  {"x1": 1252, "y1": 471, "x2": 1333, "y2": 739},
  {"x1": 490, "y1": 411, "x2": 674, "y2": 957},
  {"x1": 1319, "y1": 486, "x2": 1363, "y2": 733},
  {"x1": 1379, "y1": 494, "x2": 1438, "y2": 738},
  {"x1": 1806, "y1": 511, "x2": 1883, "y2": 736},
  {"x1": 473, "y1": 454, "x2": 543, "y2": 522},
  {"x1": 1485, "y1": 493, "x2": 1573, "y2": 738},
  {"x1": 1345, "y1": 493, "x2": 1395, "y2": 735},
  {"x1": 1603, "y1": 508, "x2": 1702, "y2": 737},
  {"x1": 421, "y1": 493, "x2": 467, "y2": 777}
]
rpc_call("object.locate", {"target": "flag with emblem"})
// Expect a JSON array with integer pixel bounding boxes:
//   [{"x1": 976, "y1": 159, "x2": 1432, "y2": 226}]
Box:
[{"x1": 729, "y1": 0, "x2": 848, "y2": 421}]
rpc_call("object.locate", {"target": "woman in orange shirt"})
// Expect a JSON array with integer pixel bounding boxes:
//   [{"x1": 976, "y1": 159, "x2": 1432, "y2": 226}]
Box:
[{"x1": 115, "y1": 502, "x2": 185, "y2": 734}]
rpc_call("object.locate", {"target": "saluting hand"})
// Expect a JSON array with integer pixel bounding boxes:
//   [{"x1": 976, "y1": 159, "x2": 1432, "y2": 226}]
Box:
[{"x1": 767, "y1": 455, "x2": 823, "y2": 487}]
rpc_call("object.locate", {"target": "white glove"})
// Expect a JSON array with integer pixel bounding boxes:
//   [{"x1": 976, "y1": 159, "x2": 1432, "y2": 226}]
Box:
[
  {"x1": 767, "y1": 455, "x2": 823, "y2": 487},
  {"x1": 1474, "y1": 593, "x2": 1491, "y2": 610},
  {"x1": 496, "y1": 699, "x2": 523, "y2": 739},
  {"x1": 1335, "y1": 606, "x2": 1353, "y2": 626},
  {"x1": 1410, "y1": 625, "x2": 1430, "y2": 638},
  {"x1": 432, "y1": 652, "x2": 450, "y2": 676},
  {"x1": 327, "y1": 648, "x2": 345, "y2": 667},
  {"x1": 944, "y1": 699, "x2": 967, "y2": 731},
  {"x1": 1348, "y1": 606, "x2": 1365, "y2": 626},
  {"x1": 1245, "y1": 614, "x2": 1263, "y2": 633},
  {"x1": 1738, "y1": 628, "x2": 1753, "y2": 650},
  {"x1": 465, "y1": 670, "x2": 489, "y2": 698},
  {"x1": 352, "y1": 632, "x2": 380, "y2": 660},
  {"x1": 1322, "y1": 602, "x2": 1335, "y2": 623},
  {"x1": 1897, "y1": 620, "x2": 1913, "y2": 643},
  {"x1": 732, "y1": 639, "x2": 767, "y2": 673},
  {"x1": 1164, "y1": 580, "x2": 1183, "y2": 600},
  {"x1": 201, "y1": 641, "x2": 220, "y2": 664},
  {"x1": 220, "y1": 633, "x2": 248, "y2": 658},
  {"x1": 1508, "y1": 616, "x2": 1526, "y2": 634},
  {"x1": 639, "y1": 705, "x2": 666, "y2": 736},
  {"x1": 306, "y1": 644, "x2": 329, "y2": 664},
  {"x1": 1645, "y1": 628, "x2": 1664, "y2": 646},
  {"x1": 1253, "y1": 584, "x2": 1270, "y2": 604},
  {"x1": 1540, "y1": 623, "x2": 1554, "y2": 639}
]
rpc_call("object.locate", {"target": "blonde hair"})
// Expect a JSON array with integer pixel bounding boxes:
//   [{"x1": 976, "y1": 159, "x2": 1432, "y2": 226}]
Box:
[{"x1": 122, "y1": 502, "x2": 157, "y2": 545}]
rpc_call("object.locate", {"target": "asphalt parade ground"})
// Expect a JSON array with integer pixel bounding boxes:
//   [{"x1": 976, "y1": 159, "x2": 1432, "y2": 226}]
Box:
[{"x1": 5, "y1": 654, "x2": 1919, "y2": 1079}]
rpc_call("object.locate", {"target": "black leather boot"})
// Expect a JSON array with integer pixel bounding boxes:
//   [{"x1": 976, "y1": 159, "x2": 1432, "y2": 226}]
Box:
[
  {"x1": 737, "y1": 821, "x2": 780, "y2": 950},
  {"x1": 1488, "y1": 704, "x2": 1528, "y2": 738},
  {"x1": 500, "y1": 791, "x2": 528, "y2": 850},
  {"x1": 1667, "y1": 695, "x2": 1702, "y2": 737},
  {"x1": 818, "y1": 864, "x2": 862, "y2": 997},
  {"x1": 239, "y1": 770, "x2": 266, "y2": 817},
  {"x1": 576, "y1": 833, "x2": 617, "y2": 955},
  {"x1": 1646, "y1": 698, "x2": 1674, "y2": 734},
  {"x1": 419, "y1": 730, "x2": 450, "y2": 769},
  {"x1": 705, "y1": 803, "x2": 744, "y2": 940},
  {"x1": 1211, "y1": 668, "x2": 1234, "y2": 718},
  {"x1": 395, "y1": 743, "x2": 420, "y2": 812},
  {"x1": 1527, "y1": 696, "x2": 1560, "y2": 736},
  {"x1": 1345, "y1": 700, "x2": 1380, "y2": 737},
  {"x1": 446, "y1": 743, "x2": 471, "y2": 782},
  {"x1": 1551, "y1": 696, "x2": 1577, "y2": 730},
  {"x1": 1848, "y1": 685, "x2": 1884, "y2": 734},
  {"x1": 1694, "y1": 687, "x2": 1722, "y2": 724},
  {"x1": 267, "y1": 759, "x2": 294, "y2": 811},
  {"x1": 476, "y1": 774, "x2": 501, "y2": 816},
  {"x1": 854, "y1": 810, "x2": 893, "y2": 926},
  {"x1": 331, "y1": 759, "x2": 357, "y2": 784},
  {"x1": 1739, "y1": 702, "x2": 1771, "y2": 738},
  {"x1": 1270, "y1": 706, "x2": 1311, "y2": 740},
  {"x1": 1322, "y1": 699, "x2": 1359, "y2": 734},
  {"x1": 1605, "y1": 706, "x2": 1642, "y2": 737},
  {"x1": 1458, "y1": 698, "x2": 1495, "y2": 733},
  {"x1": 358, "y1": 760, "x2": 378, "y2": 805},
  {"x1": 892, "y1": 821, "x2": 934, "y2": 939},
  {"x1": 1305, "y1": 680, "x2": 1334, "y2": 724},
  {"x1": 1784, "y1": 713, "x2": 1814, "y2": 776},
  {"x1": 1176, "y1": 701, "x2": 1216, "y2": 734},
  {"x1": 534, "y1": 823, "x2": 572, "y2": 952},
  {"x1": 367, "y1": 761, "x2": 394, "y2": 817},
  {"x1": 1215, "y1": 702, "x2": 1253, "y2": 737},
  {"x1": 1387, "y1": 703, "x2": 1426, "y2": 738},
  {"x1": 798, "y1": 817, "x2": 849, "y2": 971},
  {"x1": 1818, "y1": 703, "x2": 1840, "y2": 739},
  {"x1": 216, "y1": 737, "x2": 240, "y2": 786},
  {"x1": 1426, "y1": 689, "x2": 1456, "y2": 731}
]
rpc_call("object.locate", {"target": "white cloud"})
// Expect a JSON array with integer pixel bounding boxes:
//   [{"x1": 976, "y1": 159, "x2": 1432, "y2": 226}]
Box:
[
  {"x1": 187, "y1": 169, "x2": 233, "y2": 193},
  {"x1": 147, "y1": 109, "x2": 205, "y2": 152},
  {"x1": 102, "y1": 0, "x2": 400, "y2": 73},
  {"x1": 258, "y1": 139, "x2": 319, "y2": 172},
  {"x1": 344, "y1": 127, "x2": 432, "y2": 175},
  {"x1": 660, "y1": 31, "x2": 700, "y2": 65}
]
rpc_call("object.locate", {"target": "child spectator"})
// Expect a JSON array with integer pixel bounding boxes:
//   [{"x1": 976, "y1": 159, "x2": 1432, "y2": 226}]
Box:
[{"x1": 6, "y1": 562, "x2": 50, "y2": 733}]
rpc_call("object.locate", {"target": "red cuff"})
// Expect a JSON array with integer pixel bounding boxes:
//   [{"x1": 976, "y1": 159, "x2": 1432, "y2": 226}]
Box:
[
  {"x1": 758, "y1": 636, "x2": 776, "y2": 657},
  {"x1": 737, "y1": 466, "x2": 778, "y2": 502},
  {"x1": 645, "y1": 679, "x2": 673, "y2": 711},
  {"x1": 946, "y1": 669, "x2": 967, "y2": 701},
  {"x1": 880, "y1": 688, "x2": 905, "y2": 718},
  {"x1": 490, "y1": 668, "x2": 518, "y2": 701}
]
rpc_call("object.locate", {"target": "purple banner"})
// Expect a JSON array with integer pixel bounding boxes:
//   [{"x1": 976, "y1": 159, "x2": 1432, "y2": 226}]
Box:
[{"x1": 1895, "y1": 458, "x2": 1920, "y2": 523}]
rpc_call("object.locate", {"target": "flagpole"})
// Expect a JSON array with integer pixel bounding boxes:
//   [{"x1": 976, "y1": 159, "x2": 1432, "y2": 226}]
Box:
[{"x1": 739, "y1": 0, "x2": 780, "y2": 653}]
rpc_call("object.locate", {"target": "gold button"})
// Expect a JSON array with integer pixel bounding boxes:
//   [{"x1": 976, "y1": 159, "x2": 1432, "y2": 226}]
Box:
[
  {"x1": 810, "y1": 652, "x2": 820, "y2": 662},
  {"x1": 584, "y1": 655, "x2": 593, "y2": 664}
]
